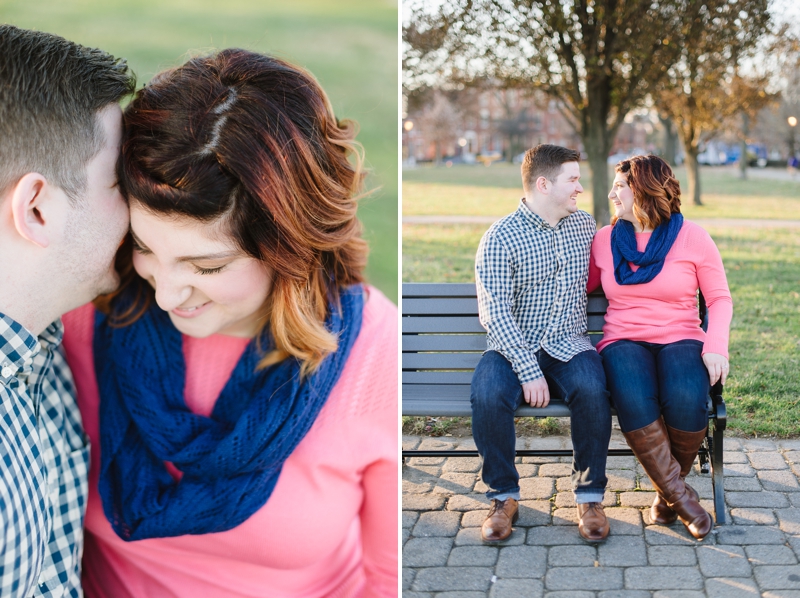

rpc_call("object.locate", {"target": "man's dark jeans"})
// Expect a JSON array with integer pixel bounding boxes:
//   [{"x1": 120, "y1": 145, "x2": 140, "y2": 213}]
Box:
[
  {"x1": 601, "y1": 339, "x2": 709, "y2": 434},
  {"x1": 470, "y1": 349, "x2": 611, "y2": 503}
]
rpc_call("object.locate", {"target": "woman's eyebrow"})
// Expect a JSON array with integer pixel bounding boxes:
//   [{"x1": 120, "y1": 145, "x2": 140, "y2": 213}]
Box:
[{"x1": 130, "y1": 229, "x2": 238, "y2": 262}]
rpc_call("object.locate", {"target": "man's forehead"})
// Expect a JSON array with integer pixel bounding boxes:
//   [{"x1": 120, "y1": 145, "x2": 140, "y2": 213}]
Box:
[{"x1": 558, "y1": 161, "x2": 581, "y2": 178}]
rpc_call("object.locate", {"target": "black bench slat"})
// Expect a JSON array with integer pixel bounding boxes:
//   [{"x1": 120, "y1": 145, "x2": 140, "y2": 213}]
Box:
[
  {"x1": 403, "y1": 317, "x2": 486, "y2": 333},
  {"x1": 403, "y1": 283, "x2": 477, "y2": 297},
  {"x1": 403, "y1": 335, "x2": 488, "y2": 352},
  {"x1": 403, "y1": 352, "x2": 483, "y2": 370},
  {"x1": 403, "y1": 298, "x2": 479, "y2": 314},
  {"x1": 403, "y1": 384, "x2": 573, "y2": 417},
  {"x1": 403, "y1": 371, "x2": 474, "y2": 384}
]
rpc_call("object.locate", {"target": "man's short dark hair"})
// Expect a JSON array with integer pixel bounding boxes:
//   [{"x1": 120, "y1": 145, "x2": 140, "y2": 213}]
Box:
[
  {"x1": 521, "y1": 144, "x2": 581, "y2": 192},
  {"x1": 0, "y1": 25, "x2": 135, "y2": 201}
]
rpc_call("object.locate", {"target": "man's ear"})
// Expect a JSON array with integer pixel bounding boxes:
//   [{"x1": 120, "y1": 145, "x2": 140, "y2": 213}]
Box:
[
  {"x1": 535, "y1": 175, "x2": 550, "y2": 195},
  {"x1": 10, "y1": 172, "x2": 54, "y2": 248}
]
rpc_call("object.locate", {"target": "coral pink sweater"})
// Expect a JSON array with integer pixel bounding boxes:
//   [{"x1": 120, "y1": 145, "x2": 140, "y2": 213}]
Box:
[
  {"x1": 61, "y1": 288, "x2": 398, "y2": 598},
  {"x1": 588, "y1": 221, "x2": 732, "y2": 357}
]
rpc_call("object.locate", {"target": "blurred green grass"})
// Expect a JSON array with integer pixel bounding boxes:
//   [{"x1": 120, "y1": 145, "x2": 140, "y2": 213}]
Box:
[
  {"x1": 2, "y1": 0, "x2": 398, "y2": 300},
  {"x1": 403, "y1": 163, "x2": 800, "y2": 221}
]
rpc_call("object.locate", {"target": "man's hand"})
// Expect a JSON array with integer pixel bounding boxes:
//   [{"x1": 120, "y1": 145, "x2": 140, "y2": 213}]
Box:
[
  {"x1": 702, "y1": 352, "x2": 729, "y2": 385},
  {"x1": 522, "y1": 378, "x2": 550, "y2": 408}
]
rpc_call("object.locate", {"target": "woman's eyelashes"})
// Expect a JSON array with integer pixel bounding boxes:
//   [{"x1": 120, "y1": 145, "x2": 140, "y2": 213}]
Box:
[
  {"x1": 132, "y1": 236, "x2": 227, "y2": 275},
  {"x1": 194, "y1": 265, "x2": 226, "y2": 275},
  {"x1": 131, "y1": 238, "x2": 152, "y2": 255}
]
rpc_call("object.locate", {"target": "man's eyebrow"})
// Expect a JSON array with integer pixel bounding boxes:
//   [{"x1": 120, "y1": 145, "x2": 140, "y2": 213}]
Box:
[{"x1": 130, "y1": 229, "x2": 238, "y2": 262}]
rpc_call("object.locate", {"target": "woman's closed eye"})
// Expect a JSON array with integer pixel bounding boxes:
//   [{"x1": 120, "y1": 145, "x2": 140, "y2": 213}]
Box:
[
  {"x1": 131, "y1": 237, "x2": 152, "y2": 255},
  {"x1": 194, "y1": 265, "x2": 226, "y2": 275}
]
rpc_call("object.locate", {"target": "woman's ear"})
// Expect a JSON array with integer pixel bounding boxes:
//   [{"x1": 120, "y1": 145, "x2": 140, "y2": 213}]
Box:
[{"x1": 10, "y1": 172, "x2": 57, "y2": 248}]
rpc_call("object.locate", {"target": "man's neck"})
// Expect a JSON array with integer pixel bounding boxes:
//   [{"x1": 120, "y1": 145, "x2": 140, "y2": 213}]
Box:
[
  {"x1": 523, "y1": 196, "x2": 563, "y2": 227},
  {"x1": 0, "y1": 253, "x2": 60, "y2": 336}
]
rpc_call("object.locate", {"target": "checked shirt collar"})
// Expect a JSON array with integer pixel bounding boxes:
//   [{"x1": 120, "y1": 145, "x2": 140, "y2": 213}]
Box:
[{"x1": 0, "y1": 312, "x2": 41, "y2": 385}]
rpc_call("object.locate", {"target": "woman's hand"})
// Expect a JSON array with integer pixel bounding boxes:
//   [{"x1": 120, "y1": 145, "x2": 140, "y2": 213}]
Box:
[{"x1": 702, "y1": 352, "x2": 729, "y2": 385}]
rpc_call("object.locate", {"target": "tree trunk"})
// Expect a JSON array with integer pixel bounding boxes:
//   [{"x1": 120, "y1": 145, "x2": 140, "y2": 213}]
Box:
[
  {"x1": 685, "y1": 145, "x2": 703, "y2": 206},
  {"x1": 434, "y1": 141, "x2": 442, "y2": 166},
  {"x1": 739, "y1": 112, "x2": 749, "y2": 180},
  {"x1": 659, "y1": 115, "x2": 679, "y2": 166},
  {"x1": 584, "y1": 121, "x2": 611, "y2": 227}
]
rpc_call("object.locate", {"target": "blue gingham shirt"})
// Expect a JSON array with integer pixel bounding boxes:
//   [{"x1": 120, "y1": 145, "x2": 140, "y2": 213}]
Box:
[
  {"x1": 0, "y1": 314, "x2": 88, "y2": 598},
  {"x1": 475, "y1": 201, "x2": 597, "y2": 383}
]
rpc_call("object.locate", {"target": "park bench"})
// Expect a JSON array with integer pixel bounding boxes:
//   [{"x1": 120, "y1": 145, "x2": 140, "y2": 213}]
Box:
[{"x1": 402, "y1": 282, "x2": 727, "y2": 524}]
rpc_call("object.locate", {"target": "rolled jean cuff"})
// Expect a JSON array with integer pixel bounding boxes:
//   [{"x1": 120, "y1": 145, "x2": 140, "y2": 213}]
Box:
[
  {"x1": 488, "y1": 491, "x2": 520, "y2": 502},
  {"x1": 574, "y1": 491, "x2": 605, "y2": 504}
]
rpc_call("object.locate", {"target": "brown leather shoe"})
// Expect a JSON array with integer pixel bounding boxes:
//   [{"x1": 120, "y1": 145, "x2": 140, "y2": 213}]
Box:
[
  {"x1": 651, "y1": 426, "x2": 707, "y2": 525},
  {"x1": 577, "y1": 502, "x2": 610, "y2": 542},
  {"x1": 481, "y1": 498, "x2": 519, "y2": 543}
]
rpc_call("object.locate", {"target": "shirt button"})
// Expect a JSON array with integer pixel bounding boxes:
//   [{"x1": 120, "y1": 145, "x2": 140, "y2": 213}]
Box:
[{"x1": 1, "y1": 366, "x2": 13, "y2": 378}]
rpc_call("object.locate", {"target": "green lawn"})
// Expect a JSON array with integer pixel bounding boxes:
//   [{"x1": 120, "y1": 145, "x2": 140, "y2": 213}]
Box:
[
  {"x1": 3, "y1": 0, "x2": 397, "y2": 300},
  {"x1": 403, "y1": 159, "x2": 800, "y2": 439},
  {"x1": 403, "y1": 163, "x2": 800, "y2": 222}
]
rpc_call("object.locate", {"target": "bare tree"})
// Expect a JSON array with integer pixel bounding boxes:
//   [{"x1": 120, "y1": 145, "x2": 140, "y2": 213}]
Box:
[
  {"x1": 404, "y1": 0, "x2": 686, "y2": 225},
  {"x1": 417, "y1": 91, "x2": 461, "y2": 165}
]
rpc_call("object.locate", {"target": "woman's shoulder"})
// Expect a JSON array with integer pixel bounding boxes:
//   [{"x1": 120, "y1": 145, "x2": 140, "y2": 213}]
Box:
[
  {"x1": 62, "y1": 303, "x2": 96, "y2": 347},
  {"x1": 677, "y1": 218, "x2": 715, "y2": 248},
  {"x1": 592, "y1": 225, "x2": 613, "y2": 246}
]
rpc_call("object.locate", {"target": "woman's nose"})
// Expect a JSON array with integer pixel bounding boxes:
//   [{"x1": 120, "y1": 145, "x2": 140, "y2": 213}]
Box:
[{"x1": 153, "y1": 273, "x2": 193, "y2": 312}]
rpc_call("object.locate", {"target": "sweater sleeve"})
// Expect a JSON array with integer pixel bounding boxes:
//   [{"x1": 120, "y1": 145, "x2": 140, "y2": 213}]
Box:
[
  {"x1": 695, "y1": 229, "x2": 733, "y2": 358},
  {"x1": 475, "y1": 231, "x2": 542, "y2": 383},
  {"x1": 587, "y1": 237, "x2": 602, "y2": 293},
  {"x1": 360, "y1": 455, "x2": 398, "y2": 597}
]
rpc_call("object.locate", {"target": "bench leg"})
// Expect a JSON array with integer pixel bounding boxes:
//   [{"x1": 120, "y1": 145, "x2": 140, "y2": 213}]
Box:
[{"x1": 710, "y1": 422, "x2": 726, "y2": 524}]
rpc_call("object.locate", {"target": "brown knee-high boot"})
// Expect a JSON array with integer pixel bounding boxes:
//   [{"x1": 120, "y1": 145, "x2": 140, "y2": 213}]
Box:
[
  {"x1": 623, "y1": 418, "x2": 712, "y2": 540},
  {"x1": 651, "y1": 426, "x2": 707, "y2": 525}
]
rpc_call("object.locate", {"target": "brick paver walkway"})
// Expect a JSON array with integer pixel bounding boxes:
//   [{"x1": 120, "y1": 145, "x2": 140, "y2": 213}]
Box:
[{"x1": 402, "y1": 431, "x2": 800, "y2": 597}]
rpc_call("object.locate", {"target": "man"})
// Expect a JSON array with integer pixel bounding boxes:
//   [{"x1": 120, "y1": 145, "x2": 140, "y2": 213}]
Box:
[
  {"x1": 0, "y1": 25, "x2": 133, "y2": 596},
  {"x1": 471, "y1": 144, "x2": 612, "y2": 543}
]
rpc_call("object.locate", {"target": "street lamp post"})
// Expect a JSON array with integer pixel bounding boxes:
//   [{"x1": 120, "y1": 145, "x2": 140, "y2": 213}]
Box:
[{"x1": 788, "y1": 116, "x2": 797, "y2": 160}]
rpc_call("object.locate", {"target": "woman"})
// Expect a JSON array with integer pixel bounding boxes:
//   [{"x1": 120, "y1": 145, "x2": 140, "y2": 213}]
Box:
[
  {"x1": 588, "y1": 154, "x2": 732, "y2": 541},
  {"x1": 62, "y1": 49, "x2": 397, "y2": 596}
]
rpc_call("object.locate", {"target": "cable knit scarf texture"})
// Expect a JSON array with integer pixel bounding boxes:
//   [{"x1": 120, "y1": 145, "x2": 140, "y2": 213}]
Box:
[
  {"x1": 94, "y1": 284, "x2": 364, "y2": 541},
  {"x1": 610, "y1": 213, "x2": 684, "y2": 285}
]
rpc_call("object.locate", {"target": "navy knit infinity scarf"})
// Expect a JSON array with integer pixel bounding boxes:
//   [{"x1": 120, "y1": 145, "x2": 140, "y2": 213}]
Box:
[
  {"x1": 610, "y1": 214, "x2": 684, "y2": 285},
  {"x1": 94, "y1": 284, "x2": 364, "y2": 541}
]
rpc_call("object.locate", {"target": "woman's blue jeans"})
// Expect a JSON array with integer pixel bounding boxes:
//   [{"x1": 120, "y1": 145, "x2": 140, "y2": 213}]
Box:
[
  {"x1": 470, "y1": 350, "x2": 611, "y2": 503},
  {"x1": 600, "y1": 339, "x2": 709, "y2": 434}
]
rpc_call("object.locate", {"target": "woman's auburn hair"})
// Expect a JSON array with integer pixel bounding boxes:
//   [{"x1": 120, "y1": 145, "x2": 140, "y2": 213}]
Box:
[
  {"x1": 96, "y1": 48, "x2": 368, "y2": 376},
  {"x1": 612, "y1": 154, "x2": 682, "y2": 230}
]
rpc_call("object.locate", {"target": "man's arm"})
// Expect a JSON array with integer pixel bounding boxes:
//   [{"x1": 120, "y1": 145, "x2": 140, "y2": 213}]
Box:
[{"x1": 476, "y1": 232, "x2": 548, "y2": 406}]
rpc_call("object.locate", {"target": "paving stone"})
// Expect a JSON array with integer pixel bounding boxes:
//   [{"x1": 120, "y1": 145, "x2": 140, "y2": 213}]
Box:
[
  {"x1": 406, "y1": 465, "x2": 446, "y2": 479},
  {"x1": 494, "y1": 545, "x2": 548, "y2": 578},
  {"x1": 419, "y1": 438, "x2": 460, "y2": 451},
  {"x1": 704, "y1": 577, "x2": 760, "y2": 597},
  {"x1": 412, "y1": 567, "x2": 494, "y2": 592},
  {"x1": 403, "y1": 567, "x2": 416, "y2": 590},
  {"x1": 526, "y1": 526, "x2": 585, "y2": 546},
  {"x1": 605, "y1": 507, "x2": 643, "y2": 536},
  {"x1": 697, "y1": 545, "x2": 751, "y2": 577},
  {"x1": 404, "y1": 511, "x2": 420, "y2": 528},
  {"x1": 404, "y1": 479, "x2": 436, "y2": 494},
  {"x1": 554, "y1": 491, "x2": 616, "y2": 508},
  {"x1": 759, "y1": 470, "x2": 800, "y2": 492},
  {"x1": 403, "y1": 537, "x2": 454, "y2": 567},
  {"x1": 761, "y1": 591, "x2": 800, "y2": 598},
  {"x1": 779, "y1": 441, "x2": 800, "y2": 451},
  {"x1": 403, "y1": 436, "x2": 422, "y2": 450},
  {"x1": 644, "y1": 524, "x2": 704, "y2": 545},
  {"x1": 786, "y1": 451, "x2": 800, "y2": 464},
  {"x1": 598, "y1": 591, "x2": 651, "y2": 598},
  {"x1": 552, "y1": 508, "x2": 579, "y2": 526},
  {"x1": 687, "y1": 476, "x2": 713, "y2": 500},
  {"x1": 744, "y1": 439, "x2": 779, "y2": 452},
  {"x1": 454, "y1": 527, "x2": 525, "y2": 546},
  {"x1": 724, "y1": 451, "x2": 749, "y2": 464},
  {"x1": 716, "y1": 525, "x2": 786, "y2": 545},
  {"x1": 724, "y1": 463, "x2": 757, "y2": 477},
  {"x1": 745, "y1": 545, "x2": 798, "y2": 565},
  {"x1": 544, "y1": 566, "x2": 623, "y2": 591},
  {"x1": 447, "y1": 495, "x2": 489, "y2": 511},
  {"x1": 488, "y1": 578, "x2": 544, "y2": 598},
  {"x1": 414, "y1": 512, "x2": 463, "y2": 537},
  {"x1": 404, "y1": 494, "x2": 448, "y2": 511},
  {"x1": 776, "y1": 508, "x2": 800, "y2": 535},
  {"x1": 606, "y1": 470, "x2": 636, "y2": 491},
  {"x1": 652, "y1": 592, "x2": 705, "y2": 598},
  {"x1": 619, "y1": 491, "x2": 657, "y2": 508},
  {"x1": 542, "y1": 592, "x2": 593, "y2": 598},
  {"x1": 443, "y1": 458, "x2": 483, "y2": 473},
  {"x1": 401, "y1": 593, "x2": 431, "y2": 598},
  {"x1": 520, "y1": 477, "x2": 556, "y2": 500},
  {"x1": 434, "y1": 473, "x2": 479, "y2": 495},
  {"x1": 787, "y1": 536, "x2": 800, "y2": 561},
  {"x1": 474, "y1": 479, "x2": 489, "y2": 494},
  {"x1": 725, "y1": 438, "x2": 744, "y2": 450},
  {"x1": 726, "y1": 491, "x2": 789, "y2": 508},
  {"x1": 605, "y1": 456, "x2": 637, "y2": 469},
  {"x1": 724, "y1": 477, "x2": 763, "y2": 492},
  {"x1": 403, "y1": 528, "x2": 411, "y2": 544},
  {"x1": 518, "y1": 500, "x2": 553, "y2": 526},
  {"x1": 648, "y1": 545, "x2": 697, "y2": 566},
  {"x1": 457, "y1": 438, "x2": 478, "y2": 450},
  {"x1": 548, "y1": 544, "x2": 597, "y2": 567},
  {"x1": 598, "y1": 535, "x2": 647, "y2": 567},
  {"x1": 433, "y1": 592, "x2": 487, "y2": 598},
  {"x1": 408, "y1": 457, "x2": 447, "y2": 467},
  {"x1": 624, "y1": 566, "x2": 704, "y2": 590},
  {"x1": 730, "y1": 507, "x2": 778, "y2": 525},
  {"x1": 791, "y1": 495, "x2": 800, "y2": 509},
  {"x1": 461, "y1": 510, "x2": 487, "y2": 528},
  {"x1": 753, "y1": 565, "x2": 800, "y2": 589},
  {"x1": 517, "y1": 464, "x2": 539, "y2": 478},
  {"x1": 447, "y1": 546, "x2": 499, "y2": 566},
  {"x1": 538, "y1": 463, "x2": 573, "y2": 477}
]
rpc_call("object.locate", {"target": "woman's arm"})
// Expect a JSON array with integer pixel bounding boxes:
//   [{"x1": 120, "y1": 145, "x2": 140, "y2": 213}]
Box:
[
  {"x1": 360, "y1": 456, "x2": 398, "y2": 597},
  {"x1": 587, "y1": 242, "x2": 602, "y2": 294}
]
